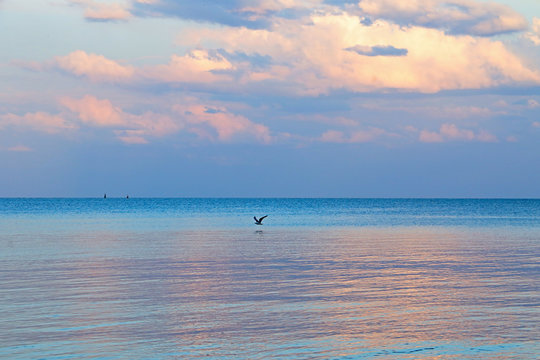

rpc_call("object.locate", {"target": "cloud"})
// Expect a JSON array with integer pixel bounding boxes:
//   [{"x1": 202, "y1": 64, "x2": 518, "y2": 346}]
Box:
[
  {"x1": 511, "y1": 98, "x2": 540, "y2": 109},
  {"x1": 60, "y1": 95, "x2": 126, "y2": 126},
  {"x1": 141, "y1": 49, "x2": 235, "y2": 83},
  {"x1": 345, "y1": 45, "x2": 408, "y2": 57},
  {"x1": 525, "y1": 17, "x2": 540, "y2": 45},
  {"x1": 506, "y1": 135, "x2": 518, "y2": 142},
  {"x1": 440, "y1": 123, "x2": 475, "y2": 141},
  {"x1": 419, "y1": 130, "x2": 444, "y2": 143},
  {"x1": 0, "y1": 112, "x2": 76, "y2": 134},
  {"x1": 7, "y1": 145, "x2": 33, "y2": 152},
  {"x1": 320, "y1": 129, "x2": 347, "y2": 142},
  {"x1": 38, "y1": 7, "x2": 539, "y2": 95},
  {"x1": 173, "y1": 104, "x2": 272, "y2": 143},
  {"x1": 51, "y1": 49, "x2": 235, "y2": 85},
  {"x1": 59, "y1": 95, "x2": 271, "y2": 144},
  {"x1": 132, "y1": 0, "x2": 271, "y2": 28},
  {"x1": 476, "y1": 130, "x2": 497, "y2": 143},
  {"x1": 183, "y1": 12, "x2": 540, "y2": 94},
  {"x1": 528, "y1": 99, "x2": 540, "y2": 109},
  {"x1": 60, "y1": 95, "x2": 182, "y2": 143},
  {"x1": 69, "y1": 0, "x2": 132, "y2": 21},
  {"x1": 55, "y1": 50, "x2": 134, "y2": 82},
  {"x1": 356, "y1": 0, "x2": 528, "y2": 36},
  {"x1": 114, "y1": 130, "x2": 149, "y2": 144},
  {"x1": 419, "y1": 123, "x2": 497, "y2": 143},
  {"x1": 128, "y1": 0, "x2": 528, "y2": 38},
  {"x1": 320, "y1": 127, "x2": 389, "y2": 143},
  {"x1": 362, "y1": 103, "x2": 497, "y2": 119},
  {"x1": 0, "y1": 93, "x2": 271, "y2": 145},
  {"x1": 10, "y1": 60, "x2": 45, "y2": 72}
]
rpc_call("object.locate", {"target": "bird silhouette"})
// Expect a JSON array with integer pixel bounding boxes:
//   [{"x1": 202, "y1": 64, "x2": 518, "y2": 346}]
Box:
[{"x1": 254, "y1": 215, "x2": 268, "y2": 225}]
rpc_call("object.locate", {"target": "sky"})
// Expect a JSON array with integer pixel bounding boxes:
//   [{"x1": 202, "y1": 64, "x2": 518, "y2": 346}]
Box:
[{"x1": 0, "y1": 0, "x2": 539, "y2": 197}]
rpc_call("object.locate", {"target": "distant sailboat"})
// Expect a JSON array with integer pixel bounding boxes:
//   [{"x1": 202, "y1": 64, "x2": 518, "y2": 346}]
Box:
[
  {"x1": 254, "y1": 215, "x2": 268, "y2": 225},
  {"x1": 104, "y1": 193, "x2": 107, "y2": 199}
]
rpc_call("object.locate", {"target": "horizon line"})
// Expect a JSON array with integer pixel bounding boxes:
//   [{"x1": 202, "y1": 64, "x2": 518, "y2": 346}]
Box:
[{"x1": 1, "y1": 196, "x2": 539, "y2": 200}]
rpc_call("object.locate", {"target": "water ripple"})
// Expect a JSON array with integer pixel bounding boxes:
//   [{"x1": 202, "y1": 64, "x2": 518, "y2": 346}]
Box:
[{"x1": 1, "y1": 225, "x2": 539, "y2": 359}]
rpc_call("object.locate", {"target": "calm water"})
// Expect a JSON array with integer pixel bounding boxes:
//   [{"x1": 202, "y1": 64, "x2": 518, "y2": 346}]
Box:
[{"x1": 1, "y1": 199, "x2": 539, "y2": 359}]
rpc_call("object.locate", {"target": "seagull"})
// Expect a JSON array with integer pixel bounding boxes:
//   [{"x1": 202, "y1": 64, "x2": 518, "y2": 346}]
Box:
[{"x1": 254, "y1": 215, "x2": 268, "y2": 225}]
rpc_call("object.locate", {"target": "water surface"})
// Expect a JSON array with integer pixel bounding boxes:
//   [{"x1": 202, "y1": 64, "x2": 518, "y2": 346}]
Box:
[{"x1": 1, "y1": 199, "x2": 539, "y2": 359}]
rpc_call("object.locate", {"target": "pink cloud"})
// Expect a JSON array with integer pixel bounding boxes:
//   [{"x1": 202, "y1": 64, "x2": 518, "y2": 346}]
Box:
[
  {"x1": 117, "y1": 136, "x2": 148, "y2": 144},
  {"x1": 60, "y1": 95, "x2": 126, "y2": 126},
  {"x1": 320, "y1": 128, "x2": 388, "y2": 143},
  {"x1": 114, "y1": 130, "x2": 149, "y2": 144},
  {"x1": 52, "y1": 49, "x2": 236, "y2": 85},
  {"x1": 174, "y1": 104, "x2": 271, "y2": 143},
  {"x1": 476, "y1": 130, "x2": 498, "y2": 143},
  {"x1": 183, "y1": 13, "x2": 540, "y2": 94},
  {"x1": 528, "y1": 99, "x2": 540, "y2": 109},
  {"x1": 129, "y1": 112, "x2": 182, "y2": 137},
  {"x1": 8, "y1": 145, "x2": 33, "y2": 152},
  {"x1": 238, "y1": 0, "x2": 319, "y2": 19},
  {"x1": 419, "y1": 130, "x2": 444, "y2": 143},
  {"x1": 404, "y1": 125, "x2": 418, "y2": 132},
  {"x1": 506, "y1": 136, "x2": 518, "y2": 142},
  {"x1": 60, "y1": 95, "x2": 270, "y2": 144},
  {"x1": 0, "y1": 112, "x2": 76, "y2": 134},
  {"x1": 350, "y1": 128, "x2": 386, "y2": 142},
  {"x1": 69, "y1": 0, "x2": 131, "y2": 21},
  {"x1": 362, "y1": 103, "x2": 498, "y2": 119},
  {"x1": 358, "y1": 0, "x2": 528, "y2": 36},
  {"x1": 44, "y1": 10, "x2": 540, "y2": 95},
  {"x1": 419, "y1": 123, "x2": 497, "y2": 143},
  {"x1": 143, "y1": 50, "x2": 234, "y2": 84},
  {"x1": 320, "y1": 130, "x2": 346, "y2": 143},
  {"x1": 60, "y1": 95, "x2": 182, "y2": 143},
  {"x1": 440, "y1": 123, "x2": 475, "y2": 141},
  {"x1": 55, "y1": 50, "x2": 134, "y2": 82},
  {"x1": 10, "y1": 60, "x2": 44, "y2": 72}
]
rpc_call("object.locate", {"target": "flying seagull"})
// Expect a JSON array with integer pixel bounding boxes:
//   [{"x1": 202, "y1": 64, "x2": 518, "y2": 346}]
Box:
[{"x1": 254, "y1": 215, "x2": 268, "y2": 225}]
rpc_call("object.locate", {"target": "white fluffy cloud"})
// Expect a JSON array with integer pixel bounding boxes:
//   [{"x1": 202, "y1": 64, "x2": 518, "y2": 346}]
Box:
[
  {"x1": 181, "y1": 12, "x2": 540, "y2": 94},
  {"x1": 41, "y1": 6, "x2": 540, "y2": 95},
  {"x1": 13, "y1": 1, "x2": 538, "y2": 148}
]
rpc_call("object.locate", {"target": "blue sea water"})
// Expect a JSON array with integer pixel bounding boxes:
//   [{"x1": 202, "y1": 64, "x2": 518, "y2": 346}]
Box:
[{"x1": 1, "y1": 198, "x2": 539, "y2": 359}]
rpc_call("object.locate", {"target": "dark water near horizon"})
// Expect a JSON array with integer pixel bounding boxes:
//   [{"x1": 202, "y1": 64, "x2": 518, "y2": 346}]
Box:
[{"x1": 1, "y1": 199, "x2": 539, "y2": 359}]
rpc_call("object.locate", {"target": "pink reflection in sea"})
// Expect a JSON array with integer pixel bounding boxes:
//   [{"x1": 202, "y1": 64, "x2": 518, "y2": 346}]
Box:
[{"x1": 1, "y1": 226, "x2": 539, "y2": 359}]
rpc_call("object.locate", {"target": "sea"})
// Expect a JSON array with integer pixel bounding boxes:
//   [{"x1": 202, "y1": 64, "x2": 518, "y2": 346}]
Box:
[{"x1": 1, "y1": 198, "x2": 539, "y2": 359}]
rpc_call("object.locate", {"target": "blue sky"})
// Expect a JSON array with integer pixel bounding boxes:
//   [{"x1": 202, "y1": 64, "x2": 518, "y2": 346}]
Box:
[{"x1": 1, "y1": 0, "x2": 539, "y2": 197}]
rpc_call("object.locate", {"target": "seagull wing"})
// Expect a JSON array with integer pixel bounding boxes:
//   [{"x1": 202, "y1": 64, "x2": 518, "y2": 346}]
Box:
[
  {"x1": 259, "y1": 215, "x2": 268, "y2": 222},
  {"x1": 254, "y1": 216, "x2": 259, "y2": 222}
]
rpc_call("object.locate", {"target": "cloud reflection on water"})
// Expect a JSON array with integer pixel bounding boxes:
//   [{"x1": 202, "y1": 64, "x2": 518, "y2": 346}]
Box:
[{"x1": 1, "y1": 227, "x2": 539, "y2": 359}]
